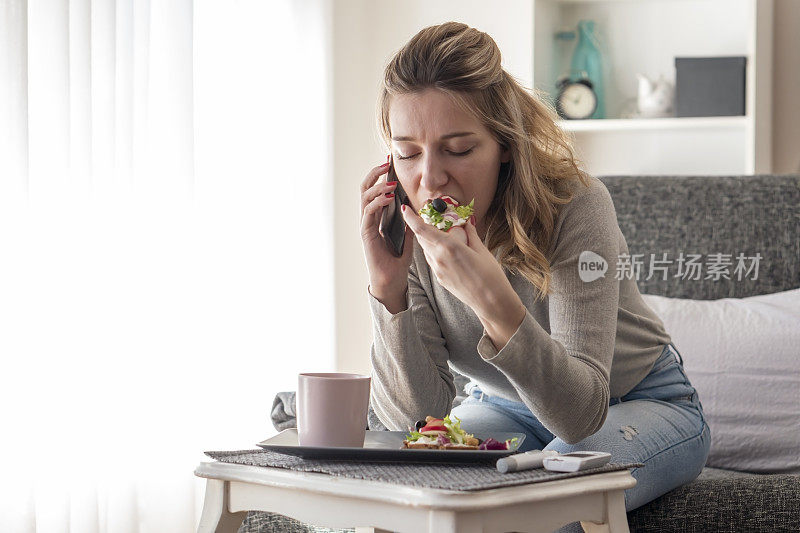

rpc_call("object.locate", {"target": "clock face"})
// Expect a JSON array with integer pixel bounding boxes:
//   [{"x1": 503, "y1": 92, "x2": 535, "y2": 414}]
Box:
[{"x1": 557, "y1": 82, "x2": 597, "y2": 119}]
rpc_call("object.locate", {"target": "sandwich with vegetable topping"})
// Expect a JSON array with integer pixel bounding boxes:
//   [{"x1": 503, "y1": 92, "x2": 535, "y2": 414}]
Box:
[
  {"x1": 402, "y1": 415, "x2": 518, "y2": 451},
  {"x1": 419, "y1": 196, "x2": 475, "y2": 231}
]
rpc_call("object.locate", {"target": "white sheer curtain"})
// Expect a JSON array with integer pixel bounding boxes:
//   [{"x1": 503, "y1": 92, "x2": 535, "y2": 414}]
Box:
[{"x1": 0, "y1": 0, "x2": 333, "y2": 531}]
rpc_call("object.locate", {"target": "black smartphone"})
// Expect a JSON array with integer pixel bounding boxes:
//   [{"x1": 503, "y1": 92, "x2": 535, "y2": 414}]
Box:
[{"x1": 378, "y1": 156, "x2": 409, "y2": 257}]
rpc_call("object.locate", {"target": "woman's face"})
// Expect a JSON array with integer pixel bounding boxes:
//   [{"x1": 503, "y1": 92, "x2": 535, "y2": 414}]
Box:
[{"x1": 389, "y1": 88, "x2": 510, "y2": 234}]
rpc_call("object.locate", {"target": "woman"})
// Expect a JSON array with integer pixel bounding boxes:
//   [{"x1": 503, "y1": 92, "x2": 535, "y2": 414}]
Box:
[{"x1": 360, "y1": 21, "x2": 710, "y2": 522}]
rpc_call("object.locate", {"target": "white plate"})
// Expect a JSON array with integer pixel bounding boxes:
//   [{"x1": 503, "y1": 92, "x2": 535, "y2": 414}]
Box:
[{"x1": 257, "y1": 429, "x2": 525, "y2": 463}]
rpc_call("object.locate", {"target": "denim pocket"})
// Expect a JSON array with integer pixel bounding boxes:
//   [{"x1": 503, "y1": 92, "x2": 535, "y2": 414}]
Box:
[
  {"x1": 672, "y1": 363, "x2": 708, "y2": 423},
  {"x1": 649, "y1": 344, "x2": 677, "y2": 373},
  {"x1": 668, "y1": 393, "x2": 696, "y2": 404},
  {"x1": 623, "y1": 346, "x2": 696, "y2": 404}
]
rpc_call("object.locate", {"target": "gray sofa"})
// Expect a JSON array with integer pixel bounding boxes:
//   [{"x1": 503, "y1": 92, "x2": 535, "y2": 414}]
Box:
[
  {"x1": 601, "y1": 174, "x2": 800, "y2": 532},
  {"x1": 247, "y1": 174, "x2": 800, "y2": 532}
]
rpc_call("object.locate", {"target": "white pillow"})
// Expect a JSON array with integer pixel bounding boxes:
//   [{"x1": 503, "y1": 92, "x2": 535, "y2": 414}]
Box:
[{"x1": 642, "y1": 288, "x2": 800, "y2": 474}]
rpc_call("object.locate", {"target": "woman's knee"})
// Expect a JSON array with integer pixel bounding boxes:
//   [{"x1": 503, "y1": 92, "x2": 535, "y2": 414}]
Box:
[
  {"x1": 449, "y1": 400, "x2": 541, "y2": 451},
  {"x1": 542, "y1": 404, "x2": 712, "y2": 512},
  {"x1": 450, "y1": 400, "x2": 524, "y2": 434},
  {"x1": 541, "y1": 419, "x2": 621, "y2": 456}
]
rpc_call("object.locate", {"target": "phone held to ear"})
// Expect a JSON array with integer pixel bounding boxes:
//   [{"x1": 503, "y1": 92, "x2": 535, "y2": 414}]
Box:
[{"x1": 379, "y1": 156, "x2": 409, "y2": 257}]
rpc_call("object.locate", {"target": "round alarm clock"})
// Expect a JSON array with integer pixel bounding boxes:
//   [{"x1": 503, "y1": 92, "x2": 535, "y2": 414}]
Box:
[{"x1": 555, "y1": 78, "x2": 598, "y2": 120}]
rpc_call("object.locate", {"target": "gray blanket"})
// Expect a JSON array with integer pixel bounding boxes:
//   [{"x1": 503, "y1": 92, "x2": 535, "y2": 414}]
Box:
[
  {"x1": 270, "y1": 392, "x2": 389, "y2": 432},
  {"x1": 270, "y1": 391, "x2": 298, "y2": 431}
]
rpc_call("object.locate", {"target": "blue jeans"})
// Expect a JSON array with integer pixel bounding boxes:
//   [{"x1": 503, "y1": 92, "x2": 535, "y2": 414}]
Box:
[{"x1": 451, "y1": 343, "x2": 710, "y2": 528}]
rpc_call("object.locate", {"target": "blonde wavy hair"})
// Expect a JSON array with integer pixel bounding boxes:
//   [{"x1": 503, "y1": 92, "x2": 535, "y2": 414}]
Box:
[{"x1": 377, "y1": 21, "x2": 591, "y2": 300}]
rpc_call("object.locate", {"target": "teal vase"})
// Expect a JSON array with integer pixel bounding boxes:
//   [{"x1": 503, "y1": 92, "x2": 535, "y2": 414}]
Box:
[{"x1": 570, "y1": 20, "x2": 604, "y2": 119}]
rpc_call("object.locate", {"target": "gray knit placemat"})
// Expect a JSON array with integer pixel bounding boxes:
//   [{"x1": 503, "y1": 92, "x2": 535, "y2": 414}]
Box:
[{"x1": 205, "y1": 449, "x2": 642, "y2": 491}]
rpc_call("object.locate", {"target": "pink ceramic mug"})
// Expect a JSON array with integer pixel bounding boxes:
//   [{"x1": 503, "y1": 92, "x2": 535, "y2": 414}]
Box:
[{"x1": 297, "y1": 373, "x2": 371, "y2": 447}]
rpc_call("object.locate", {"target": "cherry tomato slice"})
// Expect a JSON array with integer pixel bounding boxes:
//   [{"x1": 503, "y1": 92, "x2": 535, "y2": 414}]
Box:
[{"x1": 420, "y1": 424, "x2": 448, "y2": 433}]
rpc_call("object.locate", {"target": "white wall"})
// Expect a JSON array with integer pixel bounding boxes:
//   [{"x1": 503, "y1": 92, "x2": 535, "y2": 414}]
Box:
[{"x1": 332, "y1": 0, "x2": 800, "y2": 374}]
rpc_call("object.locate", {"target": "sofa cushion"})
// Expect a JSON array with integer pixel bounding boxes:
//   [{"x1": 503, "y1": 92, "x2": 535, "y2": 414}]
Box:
[
  {"x1": 599, "y1": 175, "x2": 800, "y2": 300},
  {"x1": 643, "y1": 289, "x2": 800, "y2": 474},
  {"x1": 627, "y1": 468, "x2": 800, "y2": 532}
]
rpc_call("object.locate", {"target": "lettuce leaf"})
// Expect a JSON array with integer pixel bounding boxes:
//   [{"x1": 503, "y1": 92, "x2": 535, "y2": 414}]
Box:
[
  {"x1": 454, "y1": 198, "x2": 475, "y2": 219},
  {"x1": 419, "y1": 203, "x2": 444, "y2": 226},
  {"x1": 442, "y1": 414, "x2": 473, "y2": 444},
  {"x1": 404, "y1": 430, "x2": 425, "y2": 442}
]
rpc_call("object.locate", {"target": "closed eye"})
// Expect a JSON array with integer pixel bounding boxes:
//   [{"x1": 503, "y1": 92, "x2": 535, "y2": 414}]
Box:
[{"x1": 396, "y1": 148, "x2": 473, "y2": 160}]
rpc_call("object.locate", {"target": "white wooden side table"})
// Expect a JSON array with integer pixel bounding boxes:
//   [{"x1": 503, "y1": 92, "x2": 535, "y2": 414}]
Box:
[{"x1": 195, "y1": 461, "x2": 636, "y2": 533}]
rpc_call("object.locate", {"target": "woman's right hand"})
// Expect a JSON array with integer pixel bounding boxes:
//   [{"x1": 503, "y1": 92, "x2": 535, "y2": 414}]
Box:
[{"x1": 360, "y1": 158, "x2": 415, "y2": 309}]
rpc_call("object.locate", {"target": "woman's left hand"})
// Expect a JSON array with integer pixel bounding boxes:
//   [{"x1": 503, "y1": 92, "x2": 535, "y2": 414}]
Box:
[{"x1": 401, "y1": 205, "x2": 526, "y2": 347}]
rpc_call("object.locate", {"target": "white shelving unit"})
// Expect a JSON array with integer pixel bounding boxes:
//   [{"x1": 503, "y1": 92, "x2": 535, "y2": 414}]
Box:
[
  {"x1": 558, "y1": 116, "x2": 748, "y2": 132},
  {"x1": 533, "y1": 0, "x2": 773, "y2": 175}
]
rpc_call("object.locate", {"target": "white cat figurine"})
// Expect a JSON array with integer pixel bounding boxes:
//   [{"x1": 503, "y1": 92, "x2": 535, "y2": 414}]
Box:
[{"x1": 637, "y1": 74, "x2": 674, "y2": 118}]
